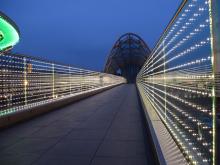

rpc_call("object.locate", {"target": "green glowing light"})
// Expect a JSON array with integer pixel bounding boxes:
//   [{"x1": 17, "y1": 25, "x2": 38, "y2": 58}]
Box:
[{"x1": 0, "y1": 15, "x2": 19, "y2": 51}]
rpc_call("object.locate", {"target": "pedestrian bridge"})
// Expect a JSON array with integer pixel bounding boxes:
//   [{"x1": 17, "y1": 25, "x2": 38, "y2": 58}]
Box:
[
  {"x1": 0, "y1": 84, "x2": 159, "y2": 165},
  {"x1": 0, "y1": 0, "x2": 220, "y2": 165}
]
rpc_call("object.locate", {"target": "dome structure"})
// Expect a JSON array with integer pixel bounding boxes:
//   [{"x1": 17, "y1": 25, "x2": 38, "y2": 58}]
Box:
[{"x1": 104, "y1": 33, "x2": 151, "y2": 83}]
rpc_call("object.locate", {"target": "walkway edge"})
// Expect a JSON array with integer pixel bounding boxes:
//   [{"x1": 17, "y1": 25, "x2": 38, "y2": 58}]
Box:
[
  {"x1": 0, "y1": 84, "x2": 123, "y2": 129},
  {"x1": 137, "y1": 88, "x2": 167, "y2": 165},
  {"x1": 137, "y1": 87, "x2": 188, "y2": 165}
]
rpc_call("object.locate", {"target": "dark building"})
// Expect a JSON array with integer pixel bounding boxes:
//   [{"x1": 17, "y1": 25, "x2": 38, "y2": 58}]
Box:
[{"x1": 104, "y1": 33, "x2": 151, "y2": 83}]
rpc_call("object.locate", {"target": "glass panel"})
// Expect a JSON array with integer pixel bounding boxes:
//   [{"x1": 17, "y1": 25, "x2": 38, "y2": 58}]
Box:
[
  {"x1": 137, "y1": 0, "x2": 216, "y2": 164},
  {"x1": 0, "y1": 53, "x2": 126, "y2": 116}
]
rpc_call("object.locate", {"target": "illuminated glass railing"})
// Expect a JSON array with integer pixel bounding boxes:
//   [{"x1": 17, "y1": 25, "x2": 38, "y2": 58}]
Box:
[
  {"x1": 0, "y1": 53, "x2": 126, "y2": 117},
  {"x1": 137, "y1": 0, "x2": 218, "y2": 164}
]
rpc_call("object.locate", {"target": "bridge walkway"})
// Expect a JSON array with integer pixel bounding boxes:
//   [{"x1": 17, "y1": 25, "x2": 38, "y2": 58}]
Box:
[{"x1": 0, "y1": 84, "x2": 156, "y2": 165}]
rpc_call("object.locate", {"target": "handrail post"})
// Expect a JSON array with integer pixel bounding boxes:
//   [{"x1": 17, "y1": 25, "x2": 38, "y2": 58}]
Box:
[
  {"x1": 80, "y1": 69, "x2": 83, "y2": 92},
  {"x1": 163, "y1": 40, "x2": 167, "y2": 123},
  {"x1": 23, "y1": 57, "x2": 27, "y2": 105},
  {"x1": 52, "y1": 63, "x2": 55, "y2": 98},
  {"x1": 210, "y1": 0, "x2": 220, "y2": 164},
  {"x1": 69, "y1": 66, "x2": 71, "y2": 94}
]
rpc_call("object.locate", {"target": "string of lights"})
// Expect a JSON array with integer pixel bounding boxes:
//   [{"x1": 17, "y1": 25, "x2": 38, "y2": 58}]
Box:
[
  {"x1": 137, "y1": 0, "x2": 216, "y2": 164},
  {"x1": 0, "y1": 53, "x2": 126, "y2": 116}
]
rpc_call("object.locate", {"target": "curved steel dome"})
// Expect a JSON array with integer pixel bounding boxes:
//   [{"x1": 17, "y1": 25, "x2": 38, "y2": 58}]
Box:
[{"x1": 104, "y1": 33, "x2": 151, "y2": 83}]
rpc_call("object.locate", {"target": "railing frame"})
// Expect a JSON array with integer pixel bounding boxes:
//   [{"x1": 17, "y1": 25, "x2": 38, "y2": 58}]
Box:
[
  {"x1": 210, "y1": 0, "x2": 220, "y2": 164},
  {"x1": 137, "y1": 0, "x2": 219, "y2": 164}
]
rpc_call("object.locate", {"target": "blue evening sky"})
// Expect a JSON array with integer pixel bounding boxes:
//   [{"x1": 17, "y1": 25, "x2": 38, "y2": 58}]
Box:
[{"x1": 0, "y1": 0, "x2": 181, "y2": 71}]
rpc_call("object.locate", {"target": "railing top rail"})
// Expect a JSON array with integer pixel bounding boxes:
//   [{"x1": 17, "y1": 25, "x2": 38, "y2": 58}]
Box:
[
  {"x1": 1, "y1": 52, "x2": 121, "y2": 76},
  {"x1": 150, "y1": 0, "x2": 187, "y2": 54}
]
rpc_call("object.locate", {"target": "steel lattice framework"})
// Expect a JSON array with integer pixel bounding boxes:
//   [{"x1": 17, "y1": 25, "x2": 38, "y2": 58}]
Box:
[{"x1": 104, "y1": 33, "x2": 151, "y2": 83}]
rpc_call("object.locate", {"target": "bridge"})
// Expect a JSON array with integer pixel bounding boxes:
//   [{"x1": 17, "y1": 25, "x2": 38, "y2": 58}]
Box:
[{"x1": 0, "y1": 0, "x2": 220, "y2": 165}]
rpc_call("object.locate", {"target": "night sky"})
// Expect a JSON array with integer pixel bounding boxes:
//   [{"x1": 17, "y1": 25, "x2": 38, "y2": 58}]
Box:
[{"x1": 0, "y1": 0, "x2": 181, "y2": 71}]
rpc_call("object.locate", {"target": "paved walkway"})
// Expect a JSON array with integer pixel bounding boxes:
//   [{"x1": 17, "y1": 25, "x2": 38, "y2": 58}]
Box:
[{"x1": 0, "y1": 84, "x2": 156, "y2": 165}]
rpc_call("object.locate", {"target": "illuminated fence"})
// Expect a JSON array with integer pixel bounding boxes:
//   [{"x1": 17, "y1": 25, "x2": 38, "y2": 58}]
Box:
[
  {"x1": 0, "y1": 53, "x2": 126, "y2": 117},
  {"x1": 137, "y1": 0, "x2": 218, "y2": 164}
]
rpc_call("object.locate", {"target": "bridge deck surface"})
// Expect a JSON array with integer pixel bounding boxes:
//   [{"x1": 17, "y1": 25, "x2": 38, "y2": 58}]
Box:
[{"x1": 0, "y1": 84, "x2": 155, "y2": 165}]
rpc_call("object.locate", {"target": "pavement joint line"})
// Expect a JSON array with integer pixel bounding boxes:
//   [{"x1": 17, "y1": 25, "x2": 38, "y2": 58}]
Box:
[
  {"x1": 0, "y1": 85, "x2": 155, "y2": 165},
  {"x1": 88, "y1": 86, "x2": 129, "y2": 165},
  {"x1": 30, "y1": 86, "x2": 123, "y2": 165},
  {"x1": 0, "y1": 125, "x2": 46, "y2": 152}
]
